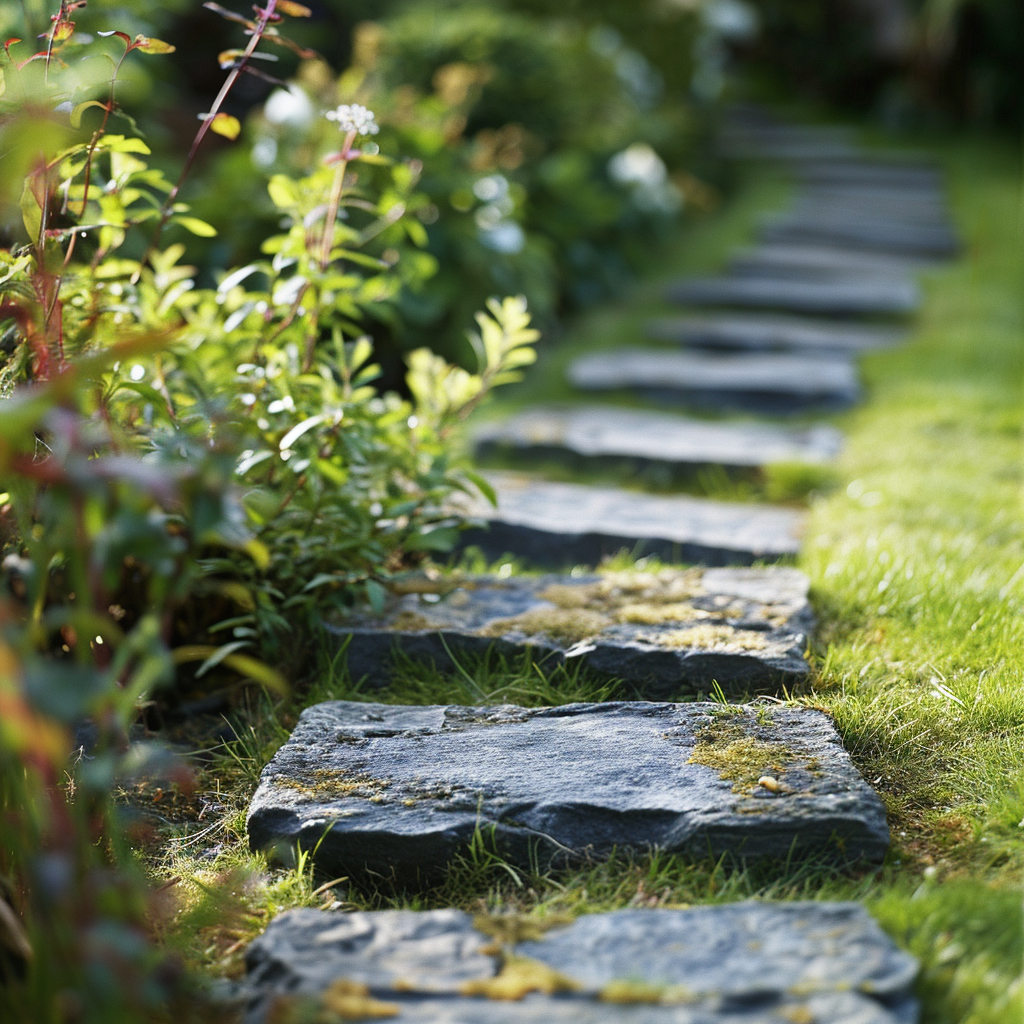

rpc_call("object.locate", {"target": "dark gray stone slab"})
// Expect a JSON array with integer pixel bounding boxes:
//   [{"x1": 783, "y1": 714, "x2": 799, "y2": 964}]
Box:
[
  {"x1": 474, "y1": 406, "x2": 843, "y2": 473},
  {"x1": 648, "y1": 312, "x2": 902, "y2": 354},
  {"x1": 568, "y1": 349, "x2": 860, "y2": 414},
  {"x1": 790, "y1": 198, "x2": 950, "y2": 227},
  {"x1": 667, "y1": 275, "x2": 919, "y2": 315},
  {"x1": 452, "y1": 471, "x2": 806, "y2": 565},
  {"x1": 797, "y1": 184, "x2": 947, "y2": 209},
  {"x1": 246, "y1": 700, "x2": 890, "y2": 878},
  {"x1": 729, "y1": 244, "x2": 931, "y2": 281},
  {"x1": 796, "y1": 161, "x2": 943, "y2": 190},
  {"x1": 329, "y1": 566, "x2": 813, "y2": 694},
  {"x1": 761, "y1": 216, "x2": 958, "y2": 258},
  {"x1": 239, "y1": 903, "x2": 917, "y2": 1024}
]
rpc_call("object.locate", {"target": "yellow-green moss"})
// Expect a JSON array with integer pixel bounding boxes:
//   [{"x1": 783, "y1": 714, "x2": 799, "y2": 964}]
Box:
[
  {"x1": 482, "y1": 607, "x2": 612, "y2": 643},
  {"x1": 687, "y1": 716, "x2": 798, "y2": 793},
  {"x1": 658, "y1": 625, "x2": 768, "y2": 651},
  {"x1": 274, "y1": 769, "x2": 390, "y2": 802}
]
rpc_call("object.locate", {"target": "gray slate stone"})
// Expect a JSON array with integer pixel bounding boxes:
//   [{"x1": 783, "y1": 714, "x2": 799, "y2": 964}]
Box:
[
  {"x1": 473, "y1": 405, "x2": 843, "y2": 473},
  {"x1": 568, "y1": 349, "x2": 860, "y2": 414},
  {"x1": 796, "y1": 161, "x2": 943, "y2": 190},
  {"x1": 329, "y1": 566, "x2": 813, "y2": 694},
  {"x1": 761, "y1": 216, "x2": 958, "y2": 258},
  {"x1": 648, "y1": 312, "x2": 902, "y2": 354},
  {"x1": 789, "y1": 198, "x2": 950, "y2": 227},
  {"x1": 451, "y1": 471, "x2": 806, "y2": 565},
  {"x1": 729, "y1": 244, "x2": 931, "y2": 281},
  {"x1": 239, "y1": 903, "x2": 917, "y2": 1024},
  {"x1": 666, "y1": 275, "x2": 920, "y2": 315},
  {"x1": 246, "y1": 700, "x2": 890, "y2": 878}
]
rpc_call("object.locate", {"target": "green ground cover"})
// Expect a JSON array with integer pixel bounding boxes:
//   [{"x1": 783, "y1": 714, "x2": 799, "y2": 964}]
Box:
[{"x1": 158, "y1": 134, "x2": 1023, "y2": 1023}]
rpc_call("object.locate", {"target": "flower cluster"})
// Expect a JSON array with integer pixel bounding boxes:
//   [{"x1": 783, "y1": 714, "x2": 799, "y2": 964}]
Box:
[{"x1": 325, "y1": 103, "x2": 380, "y2": 136}]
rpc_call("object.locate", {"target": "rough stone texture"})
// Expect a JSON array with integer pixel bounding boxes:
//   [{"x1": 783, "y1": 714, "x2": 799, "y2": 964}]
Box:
[
  {"x1": 666, "y1": 275, "x2": 920, "y2": 315},
  {"x1": 239, "y1": 903, "x2": 918, "y2": 1024},
  {"x1": 760, "y1": 216, "x2": 958, "y2": 258},
  {"x1": 729, "y1": 244, "x2": 930, "y2": 281},
  {"x1": 246, "y1": 700, "x2": 890, "y2": 878},
  {"x1": 328, "y1": 566, "x2": 813, "y2": 694},
  {"x1": 473, "y1": 406, "x2": 843, "y2": 473},
  {"x1": 568, "y1": 349, "x2": 860, "y2": 414},
  {"x1": 451, "y1": 472, "x2": 806, "y2": 565},
  {"x1": 648, "y1": 312, "x2": 902, "y2": 354}
]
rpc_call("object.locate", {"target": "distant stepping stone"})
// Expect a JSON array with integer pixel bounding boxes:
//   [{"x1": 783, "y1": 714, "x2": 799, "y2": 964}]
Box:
[
  {"x1": 791, "y1": 197, "x2": 951, "y2": 227},
  {"x1": 329, "y1": 566, "x2": 813, "y2": 694},
  {"x1": 452, "y1": 471, "x2": 806, "y2": 565},
  {"x1": 797, "y1": 160, "x2": 943, "y2": 190},
  {"x1": 474, "y1": 405, "x2": 843, "y2": 473},
  {"x1": 569, "y1": 348, "x2": 860, "y2": 413},
  {"x1": 798, "y1": 183, "x2": 947, "y2": 209},
  {"x1": 246, "y1": 700, "x2": 890, "y2": 877},
  {"x1": 730, "y1": 243, "x2": 931, "y2": 280},
  {"x1": 667, "y1": 274, "x2": 920, "y2": 315},
  {"x1": 649, "y1": 311, "x2": 902, "y2": 354},
  {"x1": 240, "y1": 903, "x2": 917, "y2": 1024},
  {"x1": 761, "y1": 215, "x2": 958, "y2": 258}
]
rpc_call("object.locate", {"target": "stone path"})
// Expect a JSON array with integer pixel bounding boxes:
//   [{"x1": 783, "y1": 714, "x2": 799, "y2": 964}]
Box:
[
  {"x1": 568, "y1": 349, "x2": 860, "y2": 413},
  {"x1": 452, "y1": 472, "x2": 806, "y2": 565},
  {"x1": 474, "y1": 405, "x2": 842, "y2": 473},
  {"x1": 238, "y1": 108, "x2": 960, "y2": 1020},
  {"x1": 240, "y1": 904, "x2": 918, "y2": 1024},
  {"x1": 329, "y1": 566, "x2": 812, "y2": 694},
  {"x1": 648, "y1": 311, "x2": 901, "y2": 354},
  {"x1": 247, "y1": 700, "x2": 889, "y2": 878}
]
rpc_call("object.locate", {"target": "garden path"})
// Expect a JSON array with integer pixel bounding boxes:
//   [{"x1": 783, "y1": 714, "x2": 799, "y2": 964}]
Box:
[{"x1": 235, "y1": 107, "x2": 959, "y2": 1023}]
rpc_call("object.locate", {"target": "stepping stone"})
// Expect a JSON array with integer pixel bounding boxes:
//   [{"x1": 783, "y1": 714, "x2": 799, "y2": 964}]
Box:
[
  {"x1": 666, "y1": 274, "x2": 920, "y2": 315},
  {"x1": 796, "y1": 161, "x2": 943, "y2": 190},
  {"x1": 329, "y1": 565, "x2": 813, "y2": 694},
  {"x1": 240, "y1": 903, "x2": 918, "y2": 1024},
  {"x1": 798, "y1": 184, "x2": 947, "y2": 210},
  {"x1": 568, "y1": 349, "x2": 860, "y2": 414},
  {"x1": 761, "y1": 216, "x2": 958, "y2": 258},
  {"x1": 451, "y1": 471, "x2": 806, "y2": 565},
  {"x1": 473, "y1": 405, "x2": 843, "y2": 474},
  {"x1": 647, "y1": 312, "x2": 902, "y2": 354},
  {"x1": 246, "y1": 700, "x2": 890, "y2": 878},
  {"x1": 791, "y1": 197, "x2": 950, "y2": 227},
  {"x1": 729, "y1": 243, "x2": 931, "y2": 280}
]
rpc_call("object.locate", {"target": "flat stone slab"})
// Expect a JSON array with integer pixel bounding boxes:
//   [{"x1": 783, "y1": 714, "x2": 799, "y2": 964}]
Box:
[
  {"x1": 648, "y1": 312, "x2": 902, "y2": 354},
  {"x1": 474, "y1": 405, "x2": 843, "y2": 473},
  {"x1": 729, "y1": 244, "x2": 931, "y2": 281},
  {"x1": 666, "y1": 275, "x2": 919, "y2": 315},
  {"x1": 452, "y1": 472, "x2": 806, "y2": 565},
  {"x1": 568, "y1": 349, "x2": 860, "y2": 414},
  {"x1": 329, "y1": 566, "x2": 813, "y2": 694},
  {"x1": 795, "y1": 161, "x2": 943, "y2": 190},
  {"x1": 246, "y1": 700, "x2": 890, "y2": 877},
  {"x1": 761, "y1": 216, "x2": 958, "y2": 258},
  {"x1": 239, "y1": 903, "x2": 917, "y2": 1024},
  {"x1": 790, "y1": 198, "x2": 950, "y2": 227}
]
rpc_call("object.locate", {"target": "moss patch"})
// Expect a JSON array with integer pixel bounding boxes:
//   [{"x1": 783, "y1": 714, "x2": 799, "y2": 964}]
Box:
[
  {"x1": 659, "y1": 625, "x2": 768, "y2": 651},
  {"x1": 687, "y1": 714, "x2": 798, "y2": 793},
  {"x1": 273, "y1": 770, "x2": 390, "y2": 802}
]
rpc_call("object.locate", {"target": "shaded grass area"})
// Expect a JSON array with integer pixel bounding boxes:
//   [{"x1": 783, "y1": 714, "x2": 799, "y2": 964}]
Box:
[{"x1": 153, "y1": 136, "x2": 1023, "y2": 1022}]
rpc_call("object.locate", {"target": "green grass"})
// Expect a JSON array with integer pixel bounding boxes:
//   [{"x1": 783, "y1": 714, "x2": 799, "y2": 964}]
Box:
[{"x1": 155, "y1": 135, "x2": 1024, "y2": 1021}]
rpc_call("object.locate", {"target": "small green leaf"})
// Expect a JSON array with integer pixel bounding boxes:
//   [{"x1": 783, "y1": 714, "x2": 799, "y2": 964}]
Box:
[
  {"x1": 172, "y1": 215, "x2": 217, "y2": 237},
  {"x1": 70, "y1": 99, "x2": 106, "y2": 129}
]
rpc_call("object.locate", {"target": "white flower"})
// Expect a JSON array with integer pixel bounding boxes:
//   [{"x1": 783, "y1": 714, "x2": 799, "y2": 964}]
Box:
[
  {"x1": 608, "y1": 143, "x2": 667, "y2": 188},
  {"x1": 325, "y1": 103, "x2": 379, "y2": 136}
]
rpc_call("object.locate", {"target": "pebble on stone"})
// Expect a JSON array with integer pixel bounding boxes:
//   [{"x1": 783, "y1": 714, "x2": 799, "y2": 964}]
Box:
[
  {"x1": 473, "y1": 405, "x2": 843, "y2": 475},
  {"x1": 568, "y1": 349, "x2": 860, "y2": 414},
  {"x1": 648, "y1": 311, "x2": 902, "y2": 354},
  {"x1": 238, "y1": 903, "x2": 918, "y2": 1023},
  {"x1": 329, "y1": 565, "x2": 813, "y2": 694},
  {"x1": 449, "y1": 471, "x2": 807, "y2": 565},
  {"x1": 246, "y1": 700, "x2": 890, "y2": 879},
  {"x1": 666, "y1": 275, "x2": 920, "y2": 316}
]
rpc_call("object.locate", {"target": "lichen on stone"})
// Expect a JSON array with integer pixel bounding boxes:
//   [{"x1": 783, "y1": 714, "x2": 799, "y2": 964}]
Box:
[
  {"x1": 599, "y1": 979, "x2": 697, "y2": 1005},
  {"x1": 482, "y1": 607, "x2": 612, "y2": 643},
  {"x1": 320, "y1": 978, "x2": 399, "y2": 1019},
  {"x1": 460, "y1": 955, "x2": 579, "y2": 1000},
  {"x1": 273, "y1": 770, "x2": 390, "y2": 802},
  {"x1": 658, "y1": 624, "x2": 769, "y2": 651},
  {"x1": 687, "y1": 714, "x2": 799, "y2": 793},
  {"x1": 616, "y1": 601, "x2": 708, "y2": 625}
]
